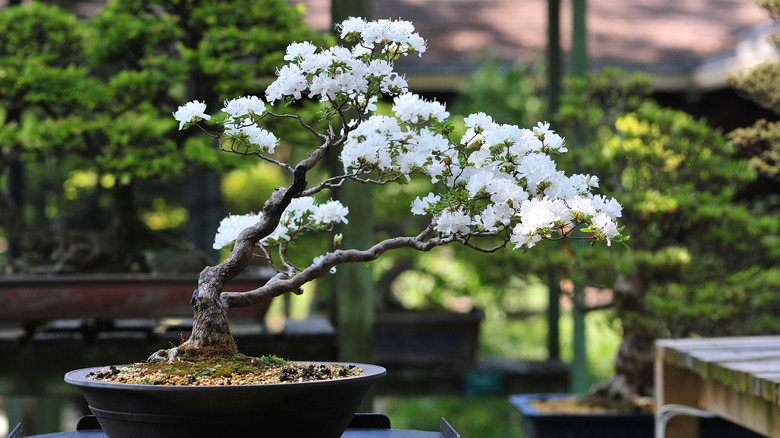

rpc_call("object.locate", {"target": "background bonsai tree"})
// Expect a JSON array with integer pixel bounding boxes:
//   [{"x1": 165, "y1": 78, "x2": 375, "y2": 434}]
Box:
[
  {"x1": 156, "y1": 17, "x2": 626, "y2": 361},
  {"x1": 570, "y1": 98, "x2": 780, "y2": 401},
  {"x1": 452, "y1": 59, "x2": 780, "y2": 402},
  {"x1": 728, "y1": 0, "x2": 780, "y2": 191},
  {"x1": 0, "y1": 0, "x2": 324, "y2": 273}
]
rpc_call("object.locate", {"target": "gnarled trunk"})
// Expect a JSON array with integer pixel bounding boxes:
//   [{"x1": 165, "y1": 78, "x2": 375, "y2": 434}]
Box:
[
  {"x1": 154, "y1": 169, "x2": 310, "y2": 360},
  {"x1": 590, "y1": 274, "x2": 662, "y2": 400},
  {"x1": 187, "y1": 288, "x2": 237, "y2": 355}
]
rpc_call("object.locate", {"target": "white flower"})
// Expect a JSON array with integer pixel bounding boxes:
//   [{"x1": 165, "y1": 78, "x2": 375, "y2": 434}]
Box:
[
  {"x1": 298, "y1": 52, "x2": 331, "y2": 74},
  {"x1": 476, "y1": 202, "x2": 513, "y2": 231},
  {"x1": 517, "y1": 153, "x2": 558, "y2": 194},
  {"x1": 434, "y1": 208, "x2": 472, "y2": 235},
  {"x1": 465, "y1": 169, "x2": 496, "y2": 197},
  {"x1": 411, "y1": 193, "x2": 441, "y2": 215},
  {"x1": 510, "y1": 223, "x2": 543, "y2": 249},
  {"x1": 261, "y1": 223, "x2": 291, "y2": 244},
  {"x1": 338, "y1": 17, "x2": 367, "y2": 38},
  {"x1": 486, "y1": 179, "x2": 528, "y2": 206},
  {"x1": 366, "y1": 59, "x2": 393, "y2": 78},
  {"x1": 356, "y1": 95, "x2": 378, "y2": 112},
  {"x1": 313, "y1": 200, "x2": 349, "y2": 225},
  {"x1": 213, "y1": 213, "x2": 261, "y2": 249},
  {"x1": 519, "y1": 198, "x2": 557, "y2": 232},
  {"x1": 592, "y1": 194, "x2": 623, "y2": 219},
  {"x1": 245, "y1": 127, "x2": 278, "y2": 153},
  {"x1": 533, "y1": 121, "x2": 553, "y2": 137},
  {"x1": 463, "y1": 112, "x2": 494, "y2": 130},
  {"x1": 173, "y1": 100, "x2": 210, "y2": 130},
  {"x1": 392, "y1": 93, "x2": 449, "y2": 123},
  {"x1": 468, "y1": 147, "x2": 491, "y2": 168},
  {"x1": 223, "y1": 95, "x2": 265, "y2": 119},
  {"x1": 567, "y1": 196, "x2": 597, "y2": 218},
  {"x1": 591, "y1": 212, "x2": 620, "y2": 246},
  {"x1": 379, "y1": 74, "x2": 408, "y2": 94},
  {"x1": 544, "y1": 132, "x2": 567, "y2": 152},
  {"x1": 266, "y1": 64, "x2": 307, "y2": 103},
  {"x1": 285, "y1": 197, "x2": 318, "y2": 223},
  {"x1": 284, "y1": 41, "x2": 317, "y2": 61},
  {"x1": 544, "y1": 171, "x2": 578, "y2": 200}
]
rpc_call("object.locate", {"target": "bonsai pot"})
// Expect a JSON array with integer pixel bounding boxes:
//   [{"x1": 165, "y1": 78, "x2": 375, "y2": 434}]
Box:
[
  {"x1": 510, "y1": 393, "x2": 765, "y2": 438},
  {"x1": 510, "y1": 393, "x2": 654, "y2": 438},
  {"x1": 65, "y1": 362, "x2": 386, "y2": 438}
]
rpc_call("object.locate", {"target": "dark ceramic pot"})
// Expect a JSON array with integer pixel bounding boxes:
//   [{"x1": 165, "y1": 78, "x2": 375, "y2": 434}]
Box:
[
  {"x1": 510, "y1": 393, "x2": 765, "y2": 438},
  {"x1": 65, "y1": 362, "x2": 386, "y2": 438}
]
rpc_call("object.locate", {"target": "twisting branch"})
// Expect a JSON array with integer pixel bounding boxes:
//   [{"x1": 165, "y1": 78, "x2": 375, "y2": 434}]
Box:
[
  {"x1": 221, "y1": 224, "x2": 443, "y2": 308},
  {"x1": 218, "y1": 145, "x2": 294, "y2": 173},
  {"x1": 266, "y1": 112, "x2": 328, "y2": 142},
  {"x1": 301, "y1": 171, "x2": 405, "y2": 197},
  {"x1": 456, "y1": 236, "x2": 509, "y2": 253}
]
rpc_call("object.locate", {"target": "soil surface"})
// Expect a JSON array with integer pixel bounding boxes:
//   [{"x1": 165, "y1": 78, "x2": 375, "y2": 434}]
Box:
[
  {"x1": 531, "y1": 395, "x2": 655, "y2": 415},
  {"x1": 87, "y1": 354, "x2": 364, "y2": 386}
]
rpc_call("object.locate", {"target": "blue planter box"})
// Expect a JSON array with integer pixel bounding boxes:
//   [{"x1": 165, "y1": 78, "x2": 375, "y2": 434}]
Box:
[{"x1": 510, "y1": 394, "x2": 764, "y2": 438}]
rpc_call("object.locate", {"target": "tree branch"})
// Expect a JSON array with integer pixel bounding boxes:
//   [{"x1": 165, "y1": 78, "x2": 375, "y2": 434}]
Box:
[
  {"x1": 221, "y1": 224, "x2": 443, "y2": 308},
  {"x1": 218, "y1": 145, "x2": 294, "y2": 173}
]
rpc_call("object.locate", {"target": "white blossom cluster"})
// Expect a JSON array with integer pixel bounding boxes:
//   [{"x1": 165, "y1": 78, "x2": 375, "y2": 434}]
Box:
[
  {"x1": 176, "y1": 17, "x2": 625, "y2": 276},
  {"x1": 264, "y1": 18, "x2": 421, "y2": 105},
  {"x1": 222, "y1": 96, "x2": 278, "y2": 154},
  {"x1": 351, "y1": 110, "x2": 623, "y2": 248},
  {"x1": 212, "y1": 197, "x2": 348, "y2": 250}
]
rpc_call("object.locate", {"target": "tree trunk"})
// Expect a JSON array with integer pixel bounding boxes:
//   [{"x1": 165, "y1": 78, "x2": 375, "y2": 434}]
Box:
[
  {"x1": 187, "y1": 283, "x2": 237, "y2": 355},
  {"x1": 590, "y1": 274, "x2": 661, "y2": 400},
  {"x1": 169, "y1": 171, "x2": 309, "y2": 358}
]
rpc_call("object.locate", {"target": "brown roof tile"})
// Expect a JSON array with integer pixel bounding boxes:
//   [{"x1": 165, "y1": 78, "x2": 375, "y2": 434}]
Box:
[{"x1": 294, "y1": 0, "x2": 773, "y2": 69}]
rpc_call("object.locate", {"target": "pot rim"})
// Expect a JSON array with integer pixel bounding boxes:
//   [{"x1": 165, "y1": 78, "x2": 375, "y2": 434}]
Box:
[{"x1": 65, "y1": 361, "x2": 386, "y2": 391}]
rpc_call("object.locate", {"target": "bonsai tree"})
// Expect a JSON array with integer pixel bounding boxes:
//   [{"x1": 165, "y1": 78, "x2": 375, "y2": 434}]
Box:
[
  {"x1": 728, "y1": 0, "x2": 780, "y2": 188},
  {"x1": 559, "y1": 72, "x2": 780, "y2": 401},
  {"x1": 452, "y1": 62, "x2": 780, "y2": 402},
  {"x1": 151, "y1": 17, "x2": 626, "y2": 362},
  {"x1": 0, "y1": 0, "x2": 323, "y2": 273}
]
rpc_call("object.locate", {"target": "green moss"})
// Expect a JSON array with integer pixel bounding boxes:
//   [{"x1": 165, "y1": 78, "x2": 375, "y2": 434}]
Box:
[{"x1": 143, "y1": 352, "x2": 286, "y2": 380}]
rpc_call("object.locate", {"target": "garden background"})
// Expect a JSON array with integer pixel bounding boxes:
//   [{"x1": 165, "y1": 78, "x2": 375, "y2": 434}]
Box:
[{"x1": 1, "y1": 0, "x2": 779, "y2": 437}]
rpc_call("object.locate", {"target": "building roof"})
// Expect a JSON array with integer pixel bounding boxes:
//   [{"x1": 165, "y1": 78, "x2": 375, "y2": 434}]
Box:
[
  {"x1": 293, "y1": 0, "x2": 778, "y2": 91},
  {"x1": 2, "y1": 0, "x2": 775, "y2": 92}
]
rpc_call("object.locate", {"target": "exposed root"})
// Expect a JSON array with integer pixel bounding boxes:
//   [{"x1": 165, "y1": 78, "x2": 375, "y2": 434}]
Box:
[{"x1": 147, "y1": 346, "x2": 179, "y2": 364}]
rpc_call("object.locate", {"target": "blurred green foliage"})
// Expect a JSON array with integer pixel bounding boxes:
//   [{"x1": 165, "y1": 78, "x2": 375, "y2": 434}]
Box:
[
  {"x1": 0, "y1": 1, "x2": 327, "y2": 272},
  {"x1": 728, "y1": 0, "x2": 780, "y2": 184},
  {"x1": 384, "y1": 59, "x2": 780, "y2": 399},
  {"x1": 379, "y1": 396, "x2": 523, "y2": 437}
]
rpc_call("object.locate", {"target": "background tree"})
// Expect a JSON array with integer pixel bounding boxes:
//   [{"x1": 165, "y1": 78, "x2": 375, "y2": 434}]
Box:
[
  {"x1": 0, "y1": 0, "x2": 325, "y2": 273},
  {"x1": 429, "y1": 61, "x2": 780, "y2": 402},
  {"x1": 728, "y1": 0, "x2": 780, "y2": 191}
]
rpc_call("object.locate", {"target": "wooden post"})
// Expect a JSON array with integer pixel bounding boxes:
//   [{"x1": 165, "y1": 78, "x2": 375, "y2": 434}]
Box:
[{"x1": 655, "y1": 345, "x2": 701, "y2": 438}]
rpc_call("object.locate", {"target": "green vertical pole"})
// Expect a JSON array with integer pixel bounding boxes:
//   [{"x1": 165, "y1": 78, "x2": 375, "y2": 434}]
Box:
[
  {"x1": 572, "y1": 0, "x2": 588, "y2": 76},
  {"x1": 330, "y1": 0, "x2": 374, "y2": 366},
  {"x1": 332, "y1": 0, "x2": 372, "y2": 24},
  {"x1": 547, "y1": 0, "x2": 561, "y2": 119},
  {"x1": 5, "y1": 397, "x2": 25, "y2": 435},
  {"x1": 571, "y1": 0, "x2": 589, "y2": 395},
  {"x1": 546, "y1": 269, "x2": 561, "y2": 361},
  {"x1": 546, "y1": 0, "x2": 562, "y2": 366}
]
